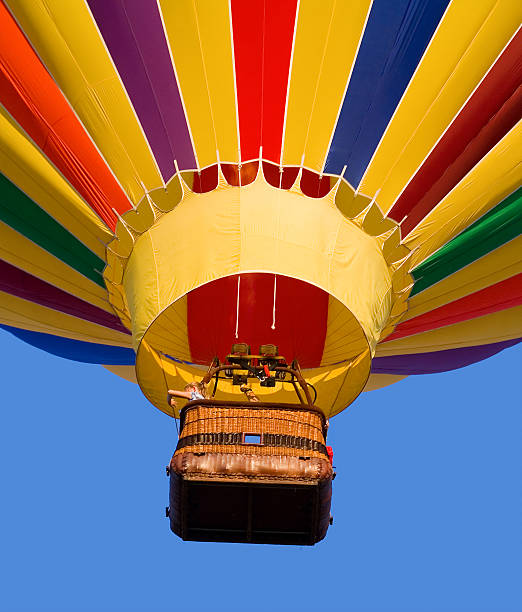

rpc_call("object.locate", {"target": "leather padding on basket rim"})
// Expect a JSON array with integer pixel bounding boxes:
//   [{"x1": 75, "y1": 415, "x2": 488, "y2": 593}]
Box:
[{"x1": 170, "y1": 452, "x2": 333, "y2": 482}]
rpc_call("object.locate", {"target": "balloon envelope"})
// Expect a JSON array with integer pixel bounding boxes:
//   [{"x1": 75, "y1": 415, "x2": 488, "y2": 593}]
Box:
[{"x1": 0, "y1": 0, "x2": 520, "y2": 415}]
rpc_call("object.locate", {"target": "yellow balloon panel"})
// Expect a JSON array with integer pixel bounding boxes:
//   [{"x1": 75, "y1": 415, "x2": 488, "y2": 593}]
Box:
[
  {"x1": 136, "y1": 337, "x2": 371, "y2": 418},
  {"x1": 360, "y1": 0, "x2": 522, "y2": 208},
  {"x1": 406, "y1": 121, "x2": 522, "y2": 267},
  {"x1": 158, "y1": 0, "x2": 238, "y2": 168},
  {"x1": 6, "y1": 0, "x2": 163, "y2": 201},
  {"x1": 375, "y1": 306, "x2": 522, "y2": 357},
  {"x1": 0, "y1": 291, "x2": 132, "y2": 347},
  {"x1": 283, "y1": 0, "x2": 371, "y2": 171},
  {"x1": 123, "y1": 175, "x2": 392, "y2": 354},
  {"x1": 405, "y1": 237, "x2": 522, "y2": 321},
  {"x1": 0, "y1": 107, "x2": 111, "y2": 257},
  {"x1": 0, "y1": 222, "x2": 111, "y2": 313}
]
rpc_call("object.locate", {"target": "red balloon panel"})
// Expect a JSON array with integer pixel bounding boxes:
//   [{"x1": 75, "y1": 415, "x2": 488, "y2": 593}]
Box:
[{"x1": 187, "y1": 273, "x2": 329, "y2": 367}]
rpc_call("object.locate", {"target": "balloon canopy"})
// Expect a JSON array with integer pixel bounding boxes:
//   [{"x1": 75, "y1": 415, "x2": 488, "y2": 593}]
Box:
[{"x1": 0, "y1": 0, "x2": 520, "y2": 417}]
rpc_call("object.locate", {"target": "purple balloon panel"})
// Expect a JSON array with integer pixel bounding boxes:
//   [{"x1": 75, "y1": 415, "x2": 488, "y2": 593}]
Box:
[
  {"x1": 0, "y1": 259, "x2": 129, "y2": 335},
  {"x1": 371, "y1": 338, "x2": 521, "y2": 375},
  {"x1": 88, "y1": 0, "x2": 196, "y2": 179}
]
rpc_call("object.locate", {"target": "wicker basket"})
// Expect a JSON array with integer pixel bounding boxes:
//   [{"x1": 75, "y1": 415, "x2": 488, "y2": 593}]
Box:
[
  {"x1": 175, "y1": 400, "x2": 328, "y2": 460},
  {"x1": 169, "y1": 399, "x2": 333, "y2": 545}
]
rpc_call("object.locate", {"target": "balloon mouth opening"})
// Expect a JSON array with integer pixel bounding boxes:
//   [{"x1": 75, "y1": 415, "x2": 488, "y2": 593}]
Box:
[
  {"x1": 135, "y1": 272, "x2": 372, "y2": 417},
  {"x1": 105, "y1": 167, "x2": 411, "y2": 416}
]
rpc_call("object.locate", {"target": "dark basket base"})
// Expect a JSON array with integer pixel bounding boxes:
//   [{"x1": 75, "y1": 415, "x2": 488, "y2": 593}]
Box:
[
  {"x1": 168, "y1": 450, "x2": 333, "y2": 545},
  {"x1": 169, "y1": 472, "x2": 332, "y2": 545}
]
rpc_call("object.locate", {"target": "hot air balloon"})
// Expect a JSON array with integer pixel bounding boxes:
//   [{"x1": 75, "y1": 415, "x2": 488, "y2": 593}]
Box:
[{"x1": 0, "y1": 0, "x2": 520, "y2": 544}]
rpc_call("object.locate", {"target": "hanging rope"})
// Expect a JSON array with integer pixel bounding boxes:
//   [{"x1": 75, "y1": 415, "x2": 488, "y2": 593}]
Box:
[
  {"x1": 271, "y1": 274, "x2": 277, "y2": 330},
  {"x1": 235, "y1": 275, "x2": 241, "y2": 338}
]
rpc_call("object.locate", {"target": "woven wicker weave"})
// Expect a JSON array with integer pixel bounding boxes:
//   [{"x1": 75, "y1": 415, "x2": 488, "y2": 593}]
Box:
[{"x1": 175, "y1": 401, "x2": 327, "y2": 460}]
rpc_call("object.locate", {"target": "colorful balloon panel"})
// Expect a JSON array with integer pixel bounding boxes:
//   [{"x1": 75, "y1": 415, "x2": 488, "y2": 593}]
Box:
[
  {"x1": 0, "y1": 1, "x2": 131, "y2": 229},
  {"x1": 187, "y1": 274, "x2": 329, "y2": 368},
  {"x1": 86, "y1": 0, "x2": 197, "y2": 179},
  {"x1": 231, "y1": 0, "x2": 298, "y2": 162},
  {"x1": 324, "y1": 0, "x2": 450, "y2": 182},
  {"x1": 0, "y1": 0, "x2": 520, "y2": 413}
]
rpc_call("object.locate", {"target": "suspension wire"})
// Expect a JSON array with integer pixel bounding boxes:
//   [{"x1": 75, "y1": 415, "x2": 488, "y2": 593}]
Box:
[
  {"x1": 271, "y1": 274, "x2": 277, "y2": 330},
  {"x1": 235, "y1": 274, "x2": 241, "y2": 339}
]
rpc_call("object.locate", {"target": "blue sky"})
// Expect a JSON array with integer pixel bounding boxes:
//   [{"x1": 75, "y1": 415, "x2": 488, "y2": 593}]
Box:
[{"x1": 1, "y1": 329, "x2": 521, "y2": 612}]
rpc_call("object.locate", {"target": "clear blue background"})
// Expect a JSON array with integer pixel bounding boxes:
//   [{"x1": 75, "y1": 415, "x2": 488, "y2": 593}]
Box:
[{"x1": 1, "y1": 329, "x2": 521, "y2": 612}]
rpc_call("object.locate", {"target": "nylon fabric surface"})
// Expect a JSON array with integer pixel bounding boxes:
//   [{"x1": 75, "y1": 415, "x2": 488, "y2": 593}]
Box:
[
  {"x1": 87, "y1": 0, "x2": 196, "y2": 179},
  {"x1": 389, "y1": 28, "x2": 522, "y2": 232},
  {"x1": 158, "y1": 0, "x2": 238, "y2": 167},
  {"x1": 0, "y1": 323, "x2": 135, "y2": 365},
  {"x1": 0, "y1": 291, "x2": 133, "y2": 347},
  {"x1": 0, "y1": 105, "x2": 111, "y2": 259},
  {"x1": 102, "y1": 364, "x2": 138, "y2": 383},
  {"x1": 0, "y1": 259, "x2": 129, "y2": 335},
  {"x1": 372, "y1": 338, "x2": 521, "y2": 375},
  {"x1": 375, "y1": 306, "x2": 522, "y2": 357},
  {"x1": 0, "y1": 174, "x2": 106, "y2": 287},
  {"x1": 5, "y1": 0, "x2": 163, "y2": 205},
  {"x1": 406, "y1": 121, "x2": 522, "y2": 268},
  {"x1": 0, "y1": 1, "x2": 520, "y2": 409},
  {"x1": 411, "y1": 187, "x2": 522, "y2": 295},
  {"x1": 231, "y1": 0, "x2": 297, "y2": 163},
  {"x1": 0, "y1": 221, "x2": 112, "y2": 314},
  {"x1": 138, "y1": 295, "x2": 192, "y2": 364},
  {"x1": 358, "y1": 0, "x2": 522, "y2": 212},
  {"x1": 405, "y1": 237, "x2": 522, "y2": 321},
  {"x1": 324, "y1": 0, "x2": 449, "y2": 183},
  {"x1": 187, "y1": 273, "x2": 329, "y2": 367},
  {"x1": 282, "y1": 0, "x2": 371, "y2": 170},
  {"x1": 136, "y1": 337, "x2": 371, "y2": 418},
  {"x1": 114, "y1": 166, "x2": 411, "y2": 414},
  {"x1": 387, "y1": 273, "x2": 522, "y2": 341},
  {"x1": 122, "y1": 177, "x2": 392, "y2": 356},
  {"x1": 0, "y1": 1, "x2": 130, "y2": 229},
  {"x1": 363, "y1": 373, "x2": 407, "y2": 392}
]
